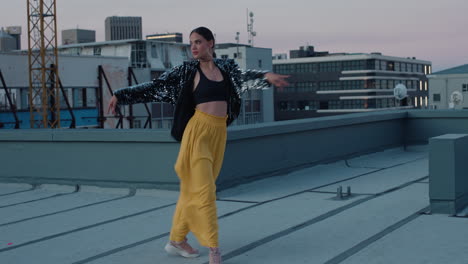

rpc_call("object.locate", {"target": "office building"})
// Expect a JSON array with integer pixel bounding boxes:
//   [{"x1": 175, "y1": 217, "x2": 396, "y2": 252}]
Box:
[
  {"x1": 215, "y1": 43, "x2": 274, "y2": 124},
  {"x1": 428, "y1": 64, "x2": 468, "y2": 109},
  {"x1": 0, "y1": 26, "x2": 21, "y2": 52},
  {"x1": 273, "y1": 48, "x2": 431, "y2": 121},
  {"x1": 5, "y1": 26, "x2": 21, "y2": 50},
  {"x1": 62, "y1": 29, "x2": 96, "y2": 45},
  {"x1": 105, "y1": 16, "x2": 142, "y2": 41}
]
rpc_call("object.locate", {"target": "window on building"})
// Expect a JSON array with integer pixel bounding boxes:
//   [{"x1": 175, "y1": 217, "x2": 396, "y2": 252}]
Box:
[
  {"x1": 151, "y1": 44, "x2": 158, "y2": 58},
  {"x1": 278, "y1": 101, "x2": 288, "y2": 111},
  {"x1": 131, "y1": 42, "x2": 147, "y2": 68},
  {"x1": 365, "y1": 80, "x2": 376, "y2": 89},
  {"x1": 93, "y1": 47, "x2": 101, "y2": 56},
  {"x1": 433, "y1": 94, "x2": 441, "y2": 102},
  {"x1": 221, "y1": 54, "x2": 229, "y2": 59},
  {"x1": 73, "y1": 88, "x2": 86, "y2": 108},
  {"x1": 297, "y1": 100, "x2": 317, "y2": 111},
  {"x1": 462, "y1": 84, "x2": 468, "y2": 92},
  {"x1": 258, "y1": 59, "x2": 262, "y2": 68},
  {"x1": 387, "y1": 61, "x2": 395, "y2": 71},
  {"x1": 86, "y1": 88, "x2": 97, "y2": 107},
  {"x1": 134, "y1": 120, "x2": 141, "y2": 128},
  {"x1": 244, "y1": 100, "x2": 251, "y2": 112},
  {"x1": 253, "y1": 100, "x2": 261, "y2": 112},
  {"x1": 319, "y1": 101, "x2": 329, "y2": 109},
  {"x1": 375, "y1": 60, "x2": 381, "y2": 70},
  {"x1": 380, "y1": 60, "x2": 387, "y2": 71},
  {"x1": 400, "y1": 62, "x2": 405, "y2": 72},
  {"x1": 367, "y1": 60, "x2": 376, "y2": 70}
]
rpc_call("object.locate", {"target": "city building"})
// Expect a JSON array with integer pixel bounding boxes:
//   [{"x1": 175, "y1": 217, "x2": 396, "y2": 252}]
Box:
[
  {"x1": 428, "y1": 64, "x2": 468, "y2": 110},
  {"x1": 272, "y1": 53, "x2": 287, "y2": 60},
  {"x1": 0, "y1": 52, "x2": 128, "y2": 129},
  {"x1": 146, "y1": 33, "x2": 183, "y2": 43},
  {"x1": 5, "y1": 26, "x2": 21, "y2": 50},
  {"x1": 0, "y1": 26, "x2": 21, "y2": 52},
  {"x1": 289, "y1": 45, "x2": 329, "y2": 59},
  {"x1": 58, "y1": 40, "x2": 272, "y2": 128},
  {"x1": 215, "y1": 43, "x2": 274, "y2": 124},
  {"x1": 105, "y1": 16, "x2": 142, "y2": 41},
  {"x1": 273, "y1": 48, "x2": 431, "y2": 121},
  {"x1": 62, "y1": 29, "x2": 96, "y2": 45}
]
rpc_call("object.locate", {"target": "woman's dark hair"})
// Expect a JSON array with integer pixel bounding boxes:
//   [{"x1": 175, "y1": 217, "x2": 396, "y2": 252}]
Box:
[{"x1": 190, "y1": 27, "x2": 216, "y2": 58}]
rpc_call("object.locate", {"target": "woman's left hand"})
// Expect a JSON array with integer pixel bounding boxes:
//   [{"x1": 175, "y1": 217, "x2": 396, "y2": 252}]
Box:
[{"x1": 265, "y1": 72, "x2": 290, "y2": 91}]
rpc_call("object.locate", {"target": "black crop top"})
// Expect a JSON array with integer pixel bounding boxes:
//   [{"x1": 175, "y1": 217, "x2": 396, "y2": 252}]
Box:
[{"x1": 193, "y1": 66, "x2": 229, "y2": 105}]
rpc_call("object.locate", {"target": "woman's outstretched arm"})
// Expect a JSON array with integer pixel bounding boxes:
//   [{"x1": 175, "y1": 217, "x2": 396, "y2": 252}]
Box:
[
  {"x1": 229, "y1": 60, "x2": 289, "y2": 93},
  {"x1": 109, "y1": 64, "x2": 185, "y2": 113}
]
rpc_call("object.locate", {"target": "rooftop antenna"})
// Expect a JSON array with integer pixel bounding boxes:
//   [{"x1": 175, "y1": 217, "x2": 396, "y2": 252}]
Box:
[
  {"x1": 247, "y1": 9, "x2": 256, "y2": 47},
  {"x1": 235, "y1": 31, "x2": 240, "y2": 59}
]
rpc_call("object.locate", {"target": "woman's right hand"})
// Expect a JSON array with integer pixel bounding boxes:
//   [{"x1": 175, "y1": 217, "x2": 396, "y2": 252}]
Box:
[{"x1": 107, "y1": 95, "x2": 118, "y2": 115}]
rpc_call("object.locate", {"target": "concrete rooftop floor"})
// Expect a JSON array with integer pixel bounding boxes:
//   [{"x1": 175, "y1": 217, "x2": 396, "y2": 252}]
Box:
[{"x1": 1, "y1": 145, "x2": 468, "y2": 264}]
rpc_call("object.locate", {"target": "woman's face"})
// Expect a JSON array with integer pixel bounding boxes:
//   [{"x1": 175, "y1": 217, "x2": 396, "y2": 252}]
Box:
[{"x1": 189, "y1": 32, "x2": 213, "y2": 60}]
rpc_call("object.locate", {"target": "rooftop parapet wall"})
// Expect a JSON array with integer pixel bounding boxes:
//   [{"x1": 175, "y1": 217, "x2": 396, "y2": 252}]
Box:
[{"x1": 0, "y1": 110, "x2": 467, "y2": 190}]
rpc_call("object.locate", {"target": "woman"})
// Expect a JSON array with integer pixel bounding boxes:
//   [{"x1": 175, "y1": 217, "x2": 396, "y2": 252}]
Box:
[{"x1": 108, "y1": 26, "x2": 289, "y2": 264}]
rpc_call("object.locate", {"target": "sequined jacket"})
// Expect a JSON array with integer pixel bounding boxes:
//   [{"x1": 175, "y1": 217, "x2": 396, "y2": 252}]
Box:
[{"x1": 114, "y1": 58, "x2": 270, "y2": 141}]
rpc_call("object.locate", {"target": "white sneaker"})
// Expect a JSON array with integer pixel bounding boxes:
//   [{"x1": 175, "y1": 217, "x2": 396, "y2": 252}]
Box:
[{"x1": 164, "y1": 241, "x2": 200, "y2": 258}]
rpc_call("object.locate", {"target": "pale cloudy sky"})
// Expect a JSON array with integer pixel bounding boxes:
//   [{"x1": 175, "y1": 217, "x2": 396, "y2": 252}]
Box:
[{"x1": 1, "y1": 0, "x2": 467, "y2": 71}]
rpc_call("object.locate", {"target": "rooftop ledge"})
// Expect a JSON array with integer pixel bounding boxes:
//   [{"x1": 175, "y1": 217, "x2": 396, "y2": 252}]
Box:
[{"x1": 1, "y1": 109, "x2": 468, "y2": 191}]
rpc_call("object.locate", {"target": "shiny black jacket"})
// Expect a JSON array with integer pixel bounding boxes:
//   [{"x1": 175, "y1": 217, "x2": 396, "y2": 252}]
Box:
[{"x1": 114, "y1": 58, "x2": 270, "y2": 141}]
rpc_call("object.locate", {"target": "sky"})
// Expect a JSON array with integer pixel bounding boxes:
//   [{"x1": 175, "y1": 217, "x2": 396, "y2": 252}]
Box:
[{"x1": 1, "y1": 0, "x2": 467, "y2": 72}]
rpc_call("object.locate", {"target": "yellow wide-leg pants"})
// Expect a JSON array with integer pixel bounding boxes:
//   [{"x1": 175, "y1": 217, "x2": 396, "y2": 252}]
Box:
[{"x1": 170, "y1": 109, "x2": 227, "y2": 248}]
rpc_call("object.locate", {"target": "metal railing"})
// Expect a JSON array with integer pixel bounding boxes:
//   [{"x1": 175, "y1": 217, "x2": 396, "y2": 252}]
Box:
[{"x1": 0, "y1": 69, "x2": 20, "y2": 129}]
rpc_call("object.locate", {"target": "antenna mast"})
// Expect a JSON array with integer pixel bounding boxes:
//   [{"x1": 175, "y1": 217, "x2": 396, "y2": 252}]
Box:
[{"x1": 246, "y1": 9, "x2": 256, "y2": 47}]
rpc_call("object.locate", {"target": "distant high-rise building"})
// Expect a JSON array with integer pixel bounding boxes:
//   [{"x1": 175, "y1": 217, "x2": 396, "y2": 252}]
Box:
[
  {"x1": 146, "y1": 33, "x2": 183, "y2": 43},
  {"x1": 272, "y1": 53, "x2": 288, "y2": 60},
  {"x1": 105, "y1": 16, "x2": 142, "y2": 41},
  {"x1": 0, "y1": 28, "x2": 17, "y2": 52},
  {"x1": 289, "y1": 45, "x2": 329, "y2": 59},
  {"x1": 62, "y1": 29, "x2": 96, "y2": 45},
  {"x1": 5, "y1": 26, "x2": 21, "y2": 50}
]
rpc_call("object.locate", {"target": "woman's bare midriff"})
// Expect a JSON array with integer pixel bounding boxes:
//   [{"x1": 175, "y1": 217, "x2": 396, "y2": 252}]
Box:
[{"x1": 196, "y1": 101, "x2": 227, "y2": 117}]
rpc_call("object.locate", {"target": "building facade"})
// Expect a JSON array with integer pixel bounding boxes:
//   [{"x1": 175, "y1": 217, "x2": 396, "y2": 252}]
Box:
[
  {"x1": 105, "y1": 16, "x2": 142, "y2": 41},
  {"x1": 5, "y1": 26, "x2": 21, "y2": 50},
  {"x1": 58, "y1": 40, "x2": 272, "y2": 128},
  {"x1": 62, "y1": 29, "x2": 96, "y2": 45},
  {"x1": 428, "y1": 64, "x2": 468, "y2": 110},
  {"x1": 273, "y1": 51, "x2": 431, "y2": 121},
  {"x1": 215, "y1": 43, "x2": 274, "y2": 124},
  {"x1": 0, "y1": 26, "x2": 21, "y2": 52},
  {"x1": 0, "y1": 53, "x2": 128, "y2": 129}
]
